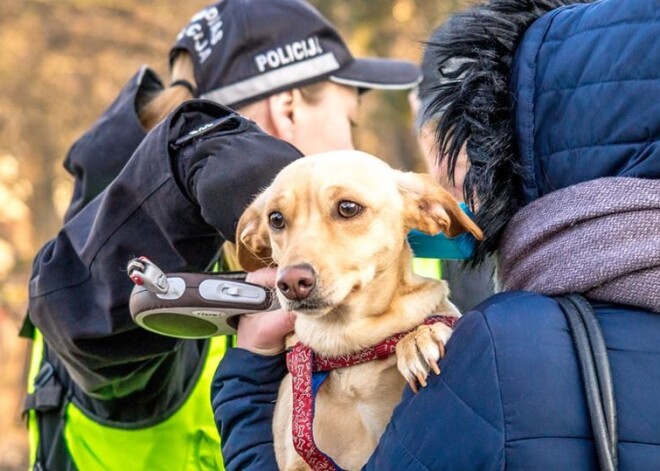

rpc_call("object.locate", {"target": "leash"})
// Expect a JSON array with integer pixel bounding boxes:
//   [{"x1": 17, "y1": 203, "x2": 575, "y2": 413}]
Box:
[{"x1": 285, "y1": 315, "x2": 458, "y2": 470}]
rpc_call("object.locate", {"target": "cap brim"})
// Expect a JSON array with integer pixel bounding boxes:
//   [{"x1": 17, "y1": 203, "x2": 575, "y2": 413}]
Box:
[{"x1": 329, "y1": 58, "x2": 422, "y2": 91}]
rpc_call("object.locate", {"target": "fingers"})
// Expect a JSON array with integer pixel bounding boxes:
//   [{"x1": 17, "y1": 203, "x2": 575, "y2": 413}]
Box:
[
  {"x1": 236, "y1": 309, "x2": 295, "y2": 356},
  {"x1": 245, "y1": 267, "x2": 278, "y2": 289},
  {"x1": 237, "y1": 268, "x2": 292, "y2": 355}
]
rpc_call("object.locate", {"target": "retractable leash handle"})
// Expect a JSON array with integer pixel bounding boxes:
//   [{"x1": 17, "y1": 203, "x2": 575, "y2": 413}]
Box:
[{"x1": 127, "y1": 256, "x2": 276, "y2": 339}]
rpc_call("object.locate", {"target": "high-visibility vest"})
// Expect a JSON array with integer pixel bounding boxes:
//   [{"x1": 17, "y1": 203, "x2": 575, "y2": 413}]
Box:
[
  {"x1": 26, "y1": 331, "x2": 228, "y2": 471},
  {"x1": 412, "y1": 257, "x2": 442, "y2": 280}
]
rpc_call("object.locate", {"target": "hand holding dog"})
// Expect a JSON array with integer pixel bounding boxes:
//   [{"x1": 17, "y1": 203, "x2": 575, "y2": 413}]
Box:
[{"x1": 237, "y1": 268, "x2": 295, "y2": 355}]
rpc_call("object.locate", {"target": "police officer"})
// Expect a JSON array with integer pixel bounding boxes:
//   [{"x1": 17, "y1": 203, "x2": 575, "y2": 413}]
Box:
[{"x1": 23, "y1": 1, "x2": 421, "y2": 470}]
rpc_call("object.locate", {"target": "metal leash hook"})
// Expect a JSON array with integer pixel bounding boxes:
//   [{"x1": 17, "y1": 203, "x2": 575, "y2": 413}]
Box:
[{"x1": 127, "y1": 256, "x2": 170, "y2": 294}]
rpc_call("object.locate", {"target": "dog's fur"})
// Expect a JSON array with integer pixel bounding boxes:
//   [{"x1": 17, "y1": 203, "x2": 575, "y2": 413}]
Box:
[{"x1": 236, "y1": 151, "x2": 483, "y2": 470}]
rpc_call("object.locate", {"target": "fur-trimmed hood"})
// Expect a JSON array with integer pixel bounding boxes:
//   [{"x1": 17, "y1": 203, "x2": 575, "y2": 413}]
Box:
[{"x1": 423, "y1": 0, "x2": 660, "y2": 262}]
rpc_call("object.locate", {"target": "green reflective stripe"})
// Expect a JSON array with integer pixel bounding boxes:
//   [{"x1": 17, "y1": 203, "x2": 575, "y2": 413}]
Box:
[
  {"x1": 412, "y1": 257, "x2": 442, "y2": 280},
  {"x1": 27, "y1": 331, "x2": 44, "y2": 470},
  {"x1": 62, "y1": 336, "x2": 227, "y2": 471}
]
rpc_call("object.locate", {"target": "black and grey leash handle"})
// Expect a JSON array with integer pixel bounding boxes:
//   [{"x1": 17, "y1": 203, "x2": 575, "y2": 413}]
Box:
[{"x1": 556, "y1": 294, "x2": 618, "y2": 471}]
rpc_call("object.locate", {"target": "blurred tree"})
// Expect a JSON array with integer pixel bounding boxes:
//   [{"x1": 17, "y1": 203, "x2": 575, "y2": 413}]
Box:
[{"x1": 1, "y1": 1, "x2": 210, "y2": 250}]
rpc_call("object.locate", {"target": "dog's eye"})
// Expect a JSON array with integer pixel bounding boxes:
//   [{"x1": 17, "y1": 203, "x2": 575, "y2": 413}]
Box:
[
  {"x1": 337, "y1": 200, "x2": 362, "y2": 218},
  {"x1": 268, "y1": 211, "x2": 285, "y2": 230}
]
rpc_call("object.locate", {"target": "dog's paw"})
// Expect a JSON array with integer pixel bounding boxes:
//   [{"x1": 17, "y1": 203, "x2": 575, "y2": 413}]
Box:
[{"x1": 395, "y1": 322, "x2": 453, "y2": 393}]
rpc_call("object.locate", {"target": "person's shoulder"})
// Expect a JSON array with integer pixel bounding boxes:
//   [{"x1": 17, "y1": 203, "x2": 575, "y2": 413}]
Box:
[
  {"x1": 451, "y1": 291, "x2": 568, "y2": 373},
  {"x1": 467, "y1": 290, "x2": 562, "y2": 332},
  {"x1": 474, "y1": 289, "x2": 554, "y2": 310}
]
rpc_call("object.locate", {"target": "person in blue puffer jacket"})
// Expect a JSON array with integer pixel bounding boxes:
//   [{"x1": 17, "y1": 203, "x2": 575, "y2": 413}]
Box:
[{"x1": 211, "y1": 0, "x2": 660, "y2": 469}]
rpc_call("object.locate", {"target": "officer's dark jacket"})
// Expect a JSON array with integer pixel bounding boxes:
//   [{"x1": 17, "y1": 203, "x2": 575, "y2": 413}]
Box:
[
  {"x1": 28, "y1": 71, "x2": 302, "y2": 422},
  {"x1": 211, "y1": 0, "x2": 660, "y2": 469}
]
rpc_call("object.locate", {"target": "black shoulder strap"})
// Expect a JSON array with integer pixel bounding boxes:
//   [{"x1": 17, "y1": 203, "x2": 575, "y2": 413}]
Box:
[{"x1": 555, "y1": 294, "x2": 618, "y2": 471}]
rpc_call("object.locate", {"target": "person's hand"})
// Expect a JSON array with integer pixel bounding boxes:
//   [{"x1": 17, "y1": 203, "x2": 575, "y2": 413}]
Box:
[{"x1": 236, "y1": 267, "x2": 295, "y2": 355}]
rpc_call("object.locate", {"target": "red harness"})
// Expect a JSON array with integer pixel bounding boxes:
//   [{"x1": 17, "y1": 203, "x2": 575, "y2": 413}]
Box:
[{"x1": 285, "y1": 315, "x2": 458, "y2": 470}]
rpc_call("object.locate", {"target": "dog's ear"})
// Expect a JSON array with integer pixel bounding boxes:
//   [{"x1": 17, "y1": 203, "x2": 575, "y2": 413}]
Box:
[
  {"x1": 235, "y1": 191, "x2": 273, "y2": 272},
  {"x1": 396, "y1": 171, "x2": 483, "y2": 240}
]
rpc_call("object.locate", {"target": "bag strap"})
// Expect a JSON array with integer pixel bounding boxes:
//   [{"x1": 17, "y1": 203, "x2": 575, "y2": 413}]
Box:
[
  {"x1": 23, "y1": 343, "x2": 77, "y2": 471},
  {"x1": 555, "y1": 294, "x2": 618, "y2": 471}
]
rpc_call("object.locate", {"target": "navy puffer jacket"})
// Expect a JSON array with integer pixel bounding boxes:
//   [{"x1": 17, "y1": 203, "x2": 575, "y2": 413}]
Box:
[
  {"x1": 511, "y1": 0, "x2": 659, "y2": 203},
  {"x1": 212, "y1": 0, "x2": 660, "y2": 469}
]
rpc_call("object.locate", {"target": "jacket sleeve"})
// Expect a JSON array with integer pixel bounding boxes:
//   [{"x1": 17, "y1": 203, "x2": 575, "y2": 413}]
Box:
[
  {"x1": 28, "y1": 100, "x2": 302, "y2": 401},
  {"x1": 212, "y1": 348, "x2": 286, "y2": 471},
  {"x1": 62, "y1": 67, "x2": 158, "y2": 222},
  {"x1": 210, "y1": 311, "x2": 506, "y2": 470}
]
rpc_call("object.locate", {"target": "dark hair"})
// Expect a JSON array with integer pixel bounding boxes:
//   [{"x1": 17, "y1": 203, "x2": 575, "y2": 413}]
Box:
[{"x1": 423, "y1": 0, "x2": 590, "y2": 264}]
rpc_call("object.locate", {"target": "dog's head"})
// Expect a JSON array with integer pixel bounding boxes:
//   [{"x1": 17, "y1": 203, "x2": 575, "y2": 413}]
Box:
[{"x1": 236, "y1": 151, "x2": 482, "y2": 317}]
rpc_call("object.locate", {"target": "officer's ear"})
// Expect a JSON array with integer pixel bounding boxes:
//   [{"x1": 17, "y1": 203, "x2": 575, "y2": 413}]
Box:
[
  {"x1": 267, "y1": 90, "x2": 295, "y2": 143},
  {"x1": 236, "y1": 191, "x2": 273, "y2": 272}
]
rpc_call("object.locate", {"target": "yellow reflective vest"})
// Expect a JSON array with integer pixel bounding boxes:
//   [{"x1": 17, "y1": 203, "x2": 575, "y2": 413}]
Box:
[{"x1": 26, "y1": 331, "x2": 227, "y2": 471}]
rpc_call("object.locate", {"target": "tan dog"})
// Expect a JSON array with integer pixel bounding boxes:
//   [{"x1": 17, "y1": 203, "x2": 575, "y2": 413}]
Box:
[{"x1": 236, "y1": 151, "x2": 483, "y2": 471}]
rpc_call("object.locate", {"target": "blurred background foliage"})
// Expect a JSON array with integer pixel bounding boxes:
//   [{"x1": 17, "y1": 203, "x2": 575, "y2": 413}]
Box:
[{"x1": 0, "y1": 0, "x2": 467, "y2": 468}]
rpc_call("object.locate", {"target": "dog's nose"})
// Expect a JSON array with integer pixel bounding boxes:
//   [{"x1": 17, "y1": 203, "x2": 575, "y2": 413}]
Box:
[{"x1": 277, "y1": 263, "x2": 316, "y2": 301}]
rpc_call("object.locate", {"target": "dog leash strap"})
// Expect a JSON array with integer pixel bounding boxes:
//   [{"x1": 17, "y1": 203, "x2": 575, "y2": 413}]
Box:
[
  {"x1": 314, "y1": 315, "x2": 458, "y2": 372},
  {"x1": 285, "y1": 315, "x2": 458, "y2": 470},
  {"x1": 287, "y1": 343, "x2": 343, "y2": 470}
]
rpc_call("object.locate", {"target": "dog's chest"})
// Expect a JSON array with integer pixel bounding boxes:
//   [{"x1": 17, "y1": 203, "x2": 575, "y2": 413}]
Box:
[
  {"x1": 323, "y1": 359, "x2": 399, "y2": 398},
  {"x1": 318, "y1": 360, "x2": 404, "y2": 427},
  {"x1": 289, "y1": 359, "x2": 405, "y2": 469}
]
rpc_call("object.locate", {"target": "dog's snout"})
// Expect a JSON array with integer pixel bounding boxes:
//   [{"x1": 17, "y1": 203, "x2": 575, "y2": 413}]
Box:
[{"x1": 277, "y1": 263, "x2": 316, "y2": 301}]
